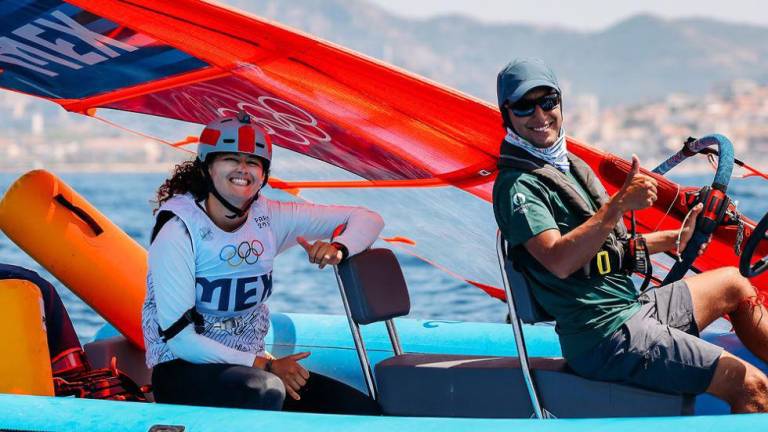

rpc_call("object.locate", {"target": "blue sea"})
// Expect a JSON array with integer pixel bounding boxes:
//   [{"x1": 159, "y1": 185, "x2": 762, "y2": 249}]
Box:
[{"x1": 0, "y1": 172, "x2": 766, "y2": 343}]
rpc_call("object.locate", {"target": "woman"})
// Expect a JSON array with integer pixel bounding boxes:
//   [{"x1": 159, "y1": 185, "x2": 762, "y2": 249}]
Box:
[{"x1": 141, "y1": 112, "x2": 383, "y2": 413}]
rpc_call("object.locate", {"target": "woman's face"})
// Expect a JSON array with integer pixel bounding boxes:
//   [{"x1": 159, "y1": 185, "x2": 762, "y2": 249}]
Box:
[{"x1": 207, "y1": 152, "x2": 265, "y2": 205}]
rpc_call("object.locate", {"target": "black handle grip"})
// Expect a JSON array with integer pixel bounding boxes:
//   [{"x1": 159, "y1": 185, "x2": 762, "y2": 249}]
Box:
[
  {"x1": 662, "y1": 230, "x2": 709, "y2": 285},
  {"x1": 54, "y1": 194, "x2": 104, "y2": 236}
]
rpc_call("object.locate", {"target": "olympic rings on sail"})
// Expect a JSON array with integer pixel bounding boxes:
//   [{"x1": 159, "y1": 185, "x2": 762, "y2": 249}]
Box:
[
  {"x1": 219, "y1": 96, "x2": 331, "y2": 147},
  {"x1": 219, "y1": 240, "x2": 265, "y2": 266}
]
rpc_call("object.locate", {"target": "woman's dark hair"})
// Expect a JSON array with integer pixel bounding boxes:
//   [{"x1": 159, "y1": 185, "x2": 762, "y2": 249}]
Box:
[{"x1": 152, "y1": 155, "x2": 270, "y2": 214}]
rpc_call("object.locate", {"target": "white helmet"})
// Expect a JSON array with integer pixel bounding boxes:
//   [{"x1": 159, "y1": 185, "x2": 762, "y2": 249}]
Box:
[{"x1": 197, "y1": 111, "x2": 272, "y2": 163}]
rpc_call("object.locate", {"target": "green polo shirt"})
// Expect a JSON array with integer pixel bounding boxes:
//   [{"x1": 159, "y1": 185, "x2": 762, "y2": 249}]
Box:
[{"x1": 493, "y1": 167, "x2": 641, "y2": 360}]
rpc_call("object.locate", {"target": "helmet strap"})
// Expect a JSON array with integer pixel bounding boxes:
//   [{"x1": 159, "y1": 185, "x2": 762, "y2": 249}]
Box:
[{"x1": 202, "y1": 168, "x2": 259, "y2": 220}]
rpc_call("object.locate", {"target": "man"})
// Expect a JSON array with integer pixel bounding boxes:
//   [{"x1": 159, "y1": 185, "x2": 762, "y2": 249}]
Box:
[{"x1": 492, "y1": 58, "x2": 768, "y2": 413}]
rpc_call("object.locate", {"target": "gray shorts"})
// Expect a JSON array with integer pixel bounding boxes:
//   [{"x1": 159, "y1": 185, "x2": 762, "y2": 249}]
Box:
[{"x1": 567, "y1": 281, "x2": 723, "y2": 395}]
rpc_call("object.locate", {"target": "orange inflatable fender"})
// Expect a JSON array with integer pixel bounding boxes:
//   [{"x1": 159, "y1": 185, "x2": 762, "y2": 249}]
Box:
[
  {"x1": 0, "y1": 170, "x2": 146, "y2": 349},
  {"x1": 0, "y1": 279, "x2": 54, "y2": 396}
]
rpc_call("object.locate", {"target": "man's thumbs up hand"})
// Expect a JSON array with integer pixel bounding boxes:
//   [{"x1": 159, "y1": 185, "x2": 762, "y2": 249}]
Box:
[{"x1": 616, "y1": 154, "x2": 658, "y2": 212}]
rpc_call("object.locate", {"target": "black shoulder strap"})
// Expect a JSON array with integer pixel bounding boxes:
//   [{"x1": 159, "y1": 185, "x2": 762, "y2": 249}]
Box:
[
  {"x1": 567, "y1": 154, "x2": 629, "y2": 240},
  {"x1": 498, "y1": 140, "x2": 548, "y2": 170},
  {"x1": 158, "y1": 307, "x2": 205, "y2": 342},
  {"x1": 567, "y1": 153, "x2": 607, "y2": 206},
  {"x1": 150, "y1": 210, "x2": 177, "y2": 244},
  {"x1": 499, "y1": 141, "x2": 594, "y2": 220}
]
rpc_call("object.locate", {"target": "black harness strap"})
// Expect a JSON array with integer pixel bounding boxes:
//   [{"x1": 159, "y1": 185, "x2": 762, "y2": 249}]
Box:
[
  {"x1": 629, "y1": 212, "x2": 653, "y2": 292},
  {"x1": 150, "y1": 210, "x2": 177, "y2": 244},
  {"x1": 150, "y1": 209, "x2": 205, "y2": 344},
  {"x1": 158, "y1": 307, "x2": 205, "y2": 343}
]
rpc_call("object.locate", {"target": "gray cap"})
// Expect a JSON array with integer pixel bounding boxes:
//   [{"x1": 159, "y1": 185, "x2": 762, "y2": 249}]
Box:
[{"x1": 496, "y1": 57, "x2": 561, "y2": 108}]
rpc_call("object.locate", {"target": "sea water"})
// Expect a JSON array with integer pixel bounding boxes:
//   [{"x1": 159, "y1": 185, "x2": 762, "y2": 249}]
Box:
[{"x1": 0, "y1": 172, "x2": 766, "y2": 343}]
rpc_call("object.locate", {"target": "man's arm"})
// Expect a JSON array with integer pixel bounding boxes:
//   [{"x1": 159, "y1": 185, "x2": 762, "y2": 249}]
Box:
[
  {"x1": 525, "y1": 156, "x2": 658, "y2": 279},
  {"x1": 644, "y1": 230, "x2": 676, "y2": 254},
  {"x1": 644, "y1": 203, "x2": 706, "y2": 255}
]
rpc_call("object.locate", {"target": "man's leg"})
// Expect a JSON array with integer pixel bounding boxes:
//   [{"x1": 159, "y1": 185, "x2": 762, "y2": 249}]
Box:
[
  {"x1": 685, "y1": 267, "x2": 768, "y2": 363},
  {"x1": 707, "y1": 351, "x2": 768, "y2": 413}
]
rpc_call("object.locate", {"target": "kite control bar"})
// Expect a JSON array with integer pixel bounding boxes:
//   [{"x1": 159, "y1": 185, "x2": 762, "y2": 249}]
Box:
[{"x1": 655, "y1": 135, "x2": 735, "y2": 285}]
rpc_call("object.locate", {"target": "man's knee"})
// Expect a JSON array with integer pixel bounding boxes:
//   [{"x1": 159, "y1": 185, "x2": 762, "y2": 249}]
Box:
[
  {"x1": 702, "y1": 267, "x2": 757, "y2": 311},
  {"x1": 240, "y1": 371, "x2": 286, "y2": 410},
  {"x1": 722, "y1": 267, "x2": 757, "y2": 308}
]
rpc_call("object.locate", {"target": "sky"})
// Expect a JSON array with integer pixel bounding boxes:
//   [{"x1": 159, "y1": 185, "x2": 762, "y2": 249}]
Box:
[{"x1": 365, "y1": 0, "x2": 768, "y2": 31}]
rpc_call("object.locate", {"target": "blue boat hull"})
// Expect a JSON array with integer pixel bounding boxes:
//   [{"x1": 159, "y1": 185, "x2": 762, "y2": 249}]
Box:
[
  {"x1": 2, "y1": 312, "x2": 766, "y2": 430},
  {"x1": 1, "y1": 393, "x2": 767, "y2": 432}
]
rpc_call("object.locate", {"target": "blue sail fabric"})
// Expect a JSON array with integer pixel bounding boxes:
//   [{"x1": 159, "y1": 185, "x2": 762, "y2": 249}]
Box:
[{"x1": 0, "y1": 0, "x2": 208, "y2": 99}]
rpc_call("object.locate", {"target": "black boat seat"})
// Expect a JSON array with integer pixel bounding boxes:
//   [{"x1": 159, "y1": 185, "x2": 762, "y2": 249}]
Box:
[
  {"x1": 376, "y1": 354, "x2": 691, "y2": 418},
  {"x1": 338, "y1": 248, "x2": 694, "y2": 418}
]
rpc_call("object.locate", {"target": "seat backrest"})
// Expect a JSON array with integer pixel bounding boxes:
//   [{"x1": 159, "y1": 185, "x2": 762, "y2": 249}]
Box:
[
  {"x1": 337, "y1": 248, "x2": 410, "y2": 325},
  {"x1": 503, "y1": 250, "x2": 554, "y2": 324}
]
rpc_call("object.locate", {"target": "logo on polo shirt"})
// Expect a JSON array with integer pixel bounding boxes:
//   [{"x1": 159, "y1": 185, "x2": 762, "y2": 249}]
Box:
[
  {"x1": 199, "y1": 227, "x2": 214, "y2": 241},
  {"x1": 512, "y1": 193, "x2": 529, "y2": 214}
]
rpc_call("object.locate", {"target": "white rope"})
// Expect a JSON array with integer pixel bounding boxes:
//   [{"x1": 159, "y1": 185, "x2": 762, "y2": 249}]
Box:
[
  {"x1": 652, "y1": 182, "x2": 681, "y2": 232},
  {"x1": 675, "y1": 205, "x2": 698, "y2": 262}
]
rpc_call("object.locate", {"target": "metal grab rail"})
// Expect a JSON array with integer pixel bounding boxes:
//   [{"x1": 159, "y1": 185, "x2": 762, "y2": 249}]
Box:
[
  {"x1": 385, "y1": 320, "x2": 404, "y2": 356},
  {"x1": 333, "y1": 266, "x2": 378, "y2": 400},
  {"x1": 496, "y1": 231, "x2": 553, "y2": 419}
]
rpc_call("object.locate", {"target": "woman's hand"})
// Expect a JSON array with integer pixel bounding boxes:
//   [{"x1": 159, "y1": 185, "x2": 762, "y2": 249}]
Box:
[
  {"x1": 297, "y1": 237, "x2": 343, "y2": 269},
  {"x1": 269, "y1": 352, "x2": 311, "y2": 400}
]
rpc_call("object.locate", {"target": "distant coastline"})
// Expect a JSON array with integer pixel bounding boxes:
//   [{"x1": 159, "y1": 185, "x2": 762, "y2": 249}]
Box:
[
  {"x1": 0, "y1": 162, "x2": 180, "y2": 174},
  {"x1": 0, "y1": 160, "x2": 732, "y2": 177}
]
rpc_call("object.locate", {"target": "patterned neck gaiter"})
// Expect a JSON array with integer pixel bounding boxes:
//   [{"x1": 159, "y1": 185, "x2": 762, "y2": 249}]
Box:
[{"x1": 504, "y1": 127, "x2": 569, "y2": 172}]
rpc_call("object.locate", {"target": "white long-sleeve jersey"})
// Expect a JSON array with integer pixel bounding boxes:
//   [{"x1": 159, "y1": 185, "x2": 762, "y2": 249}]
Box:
[{"x1": 142, "y1": 194, "x2": 384, "y2": 368}]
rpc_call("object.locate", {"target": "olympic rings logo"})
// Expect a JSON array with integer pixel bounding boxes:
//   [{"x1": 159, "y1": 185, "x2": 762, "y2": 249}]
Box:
[
  {"x1": 218, "y1": 96, "x2": 331, "y2": 147},
  {"x1": 219, "y1": 240, "x2": 265, "y2": 267}
]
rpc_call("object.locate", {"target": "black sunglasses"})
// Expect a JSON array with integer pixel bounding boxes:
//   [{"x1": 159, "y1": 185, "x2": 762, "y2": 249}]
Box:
[{"x1": 509, "y1": 93, "x2": 561, "y2": 117}]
